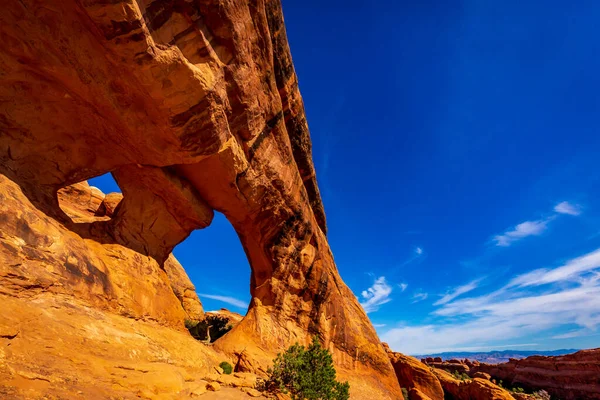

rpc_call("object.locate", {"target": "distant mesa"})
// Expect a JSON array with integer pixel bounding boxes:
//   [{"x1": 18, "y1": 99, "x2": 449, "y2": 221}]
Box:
[{"x1": 416, "y1": 349, "x2": 580, "y2": 364}]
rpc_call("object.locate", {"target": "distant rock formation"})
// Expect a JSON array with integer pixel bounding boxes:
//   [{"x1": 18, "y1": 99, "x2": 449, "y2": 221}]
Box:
[
  {"x1": 421, "y1": 348, "x2": 600, "y2": 400},
  {"x1": 422, "y1": 358, "x2": 472, "y2": 374},
  {"x1": 432, "y1": 368, "x2": 514, "y2": 400},
  {"x1": 472, "y1": 349, "x2": 600, "y2": 400},
  {"x1": 0, "y1": 0, "x2": 400, "y2": 397},
  {"x1": 385, "y1": 344, "x2": 514, "y2": 400},
  {"x1": 418, "y1": 349, "x2": 579, "y2": 364}
]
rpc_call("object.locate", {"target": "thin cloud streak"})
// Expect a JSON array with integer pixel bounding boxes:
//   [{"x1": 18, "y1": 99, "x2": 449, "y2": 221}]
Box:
[
  {"x1": 397, "y1": 247, "x2": 426, "y2": 271},
  {"x1": 199, "y1": 294, "x2": 248, "y2": 309},
  {"x1": 434, "y1": 278, "x2": 482, "y2": 306},
  {"x1": 507, "y1": 248, "x2": 600, "y2": 288},
  {"x1": 384, "y1": 247, "x2": 600, "y2": 354},
  {"x1": 492, "y1": 201, "x2": 582, "y2": 247},
  {"x1": 411, "y1": 291, "x2": 428, "y2": 303},
  {"x1": 493, "y1": 219, "x2": 549, "y2": 247}
]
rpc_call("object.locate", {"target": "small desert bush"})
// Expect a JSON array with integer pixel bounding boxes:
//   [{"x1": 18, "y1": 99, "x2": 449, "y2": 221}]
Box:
[
  {"x1": 219, "y1": 361, "x2": 233, "y2": 375},
  {"x1": 264, "y1": 336, "x2": 350, "y2": 400},
  {"x1": 186, "y1": 315, "x2": 232, "y2": 343},
  {"x1": 401, "y1": 387, "x2": 409, "y2": 400},
  {"x1": 451, "y1": 370, "x2": 470, "y2": 381}
]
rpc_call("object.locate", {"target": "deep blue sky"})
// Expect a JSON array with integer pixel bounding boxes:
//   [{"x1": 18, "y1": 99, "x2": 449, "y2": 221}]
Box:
[{"x1": 90, "y1": 0, "x2": 600, "y2": 354}]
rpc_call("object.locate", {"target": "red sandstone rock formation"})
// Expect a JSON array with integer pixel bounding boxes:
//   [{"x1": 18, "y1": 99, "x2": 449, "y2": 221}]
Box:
[
  {"x1": 386, "y1": 347, "x2": 444, "y2": 400},
  {"x1": 387, "y1": 346, "x2": 514, "y2": 400},
  {"x1": 432, "y1": 368, "x2": 515, "y2": 400},
  {"x1": 0, "y1": 0, "x2": 400, "y2": 397},
  {"x1": 424, "y1": 359, "x2": 471, "y2": 375},
  {"x1": 472, "y1": 349, "x2": 600, "y2": 400}
]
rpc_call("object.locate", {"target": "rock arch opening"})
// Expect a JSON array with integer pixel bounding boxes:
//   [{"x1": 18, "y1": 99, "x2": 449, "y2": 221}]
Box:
[
  {"x1": 173, "y1": 212, "x2": 250, "y2": 343},
  {"x1": 57, "y1": 172, "x2": 123, "y2": 223}
]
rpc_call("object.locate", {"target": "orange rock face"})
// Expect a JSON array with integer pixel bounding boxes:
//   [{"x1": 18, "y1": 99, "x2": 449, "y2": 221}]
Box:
[
  {"x1": 0, "y1": 175, "x2": 191, "y2": 329},
  {"x1": 0, "y1": 175, "x2": 225, "y2": 398},
  {"x1": 385, "y1": 345, "x2": 444, "y2": 400},
  {"x1": 424, "y1": 359, "x2": 471, "y2": 375},
  {"x1": 472, "y1": 349, "x2": 600, "y2": 400},
  {"x1": 0, "y1": 0, "x2": 400, "y2": 397},
  {"x1": 388, "y1": 346, "x2": 516, "y2": 400},
  {"x1": 432, "y1": 368, "x2": 515, "y2": 400}
]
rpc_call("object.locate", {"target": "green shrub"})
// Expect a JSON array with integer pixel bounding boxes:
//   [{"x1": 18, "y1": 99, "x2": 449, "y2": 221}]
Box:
[
  {"x1": 265, "y1": 336, "x2": 350, "y2": 400},
  {"x1": 219, "y1": 361, "x2": 233, "y2": 375},
  {"x1": 451, "y1": 370, "x2": 470, "y2": 381},
  {"x1": 401, "y1": 387, "x2": 409, "y2": 400},
  {"x1": 186, "y1": 315, "x2": 232, "y2": 343},
  {"x1": 184, "y1": 318, "x2": 199, "y2": 330}
]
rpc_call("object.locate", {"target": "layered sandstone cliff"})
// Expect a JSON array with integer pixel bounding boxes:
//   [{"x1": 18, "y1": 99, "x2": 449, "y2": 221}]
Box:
[
  {"x1": 384, "y1": 345, "x2": 515, "y2": 400},
  {"x1": 420, "y1": 349, "x2": 600, "y2": 400},
  {"x1": 431, "y1": 369, "x2": 515, "y2": 400},
  {"x1": 472, "y1": 349, "x2": 600, "y2": 400},
  {"x1": 0, "y1": 0, "x2": 400, "y2": 398}
]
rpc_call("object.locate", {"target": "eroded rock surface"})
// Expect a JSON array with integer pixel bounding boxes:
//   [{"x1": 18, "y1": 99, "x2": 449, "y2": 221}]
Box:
[
  {"x1": 388, "y1": 346, "x2": 516, "y2": 400},
  {"x1": 472, "y1": 349, "x2": 600, "y2": 400},
  {"x1": 0, "y1": 0, "x2": 400, "y2": 397},
  {"x1": 432, "y1": 369, "x2": 515, "y2": 400},
  {"x1": 0, "y1": 174, "x2": 191, "y2": 328},
  {"x1": 385, "y1": 344, "x2": 444, "y2": 400}
]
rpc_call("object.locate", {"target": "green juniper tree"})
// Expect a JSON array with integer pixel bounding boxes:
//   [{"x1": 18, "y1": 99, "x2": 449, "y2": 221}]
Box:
[{"x1": 265, "y1": 336, "x2": 350, "y2": 400}]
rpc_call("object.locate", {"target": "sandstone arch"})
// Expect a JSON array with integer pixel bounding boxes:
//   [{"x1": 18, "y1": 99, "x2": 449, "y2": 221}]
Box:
[{"x1": 0, "y1": 0, "x2": 401, "y2": 397}]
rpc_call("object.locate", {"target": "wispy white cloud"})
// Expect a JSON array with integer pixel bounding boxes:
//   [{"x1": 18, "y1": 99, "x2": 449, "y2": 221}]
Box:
[
  {"x1": 507, "y1": 248, "x2": 600, "y2": 288},
  {"x1": 434, "y1": 278, "x2": 482, "y2": 306},
  {"x1": 398, "y1": 247, "x2": 425, "y2": 270},
  {"x1": 383, "y1": 247, "x2": 600, "y2": 354},
  {"x1": 411, "y1": 291, "x2": 428, "y2": 303},
  {"x1": 551, "y1": 329, "x2": 594, "y2": 340},
  {"x1": 373, "y1": 323, "x2": 387, "y2": 328},
  {"x1": 493, "y1": 219, "x2": 549, "y2": 247},
  {"x1": 554, "y1": 201, "x2": 582, "y2": 216},
  {"x1": 360, "y1": 277, "x2": 392, "y2": 313},
  {"x1": 492, "y1": 201, "x2": 583, "y2": 247},
  {"x1": 199, "y1": 294, "x2": 248, "y2": 309},
  {"x1": 399, "y1": 283, "x2": 408, "y2": 292}
]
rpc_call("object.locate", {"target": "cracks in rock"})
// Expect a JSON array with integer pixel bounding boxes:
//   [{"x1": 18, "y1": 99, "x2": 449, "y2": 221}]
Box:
[
  {"x1": 0, "y1": 331, "x2": 18, "y2": 340},
  {"x1": 234, "y1": 167, "x2": 251, "y2": 203},
  {"x1": 113, "y1": 365, "x2": 149, "y2": 373},
  {"x1": 247, "y1": 111, "x2": 283, "y2": 163}
]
